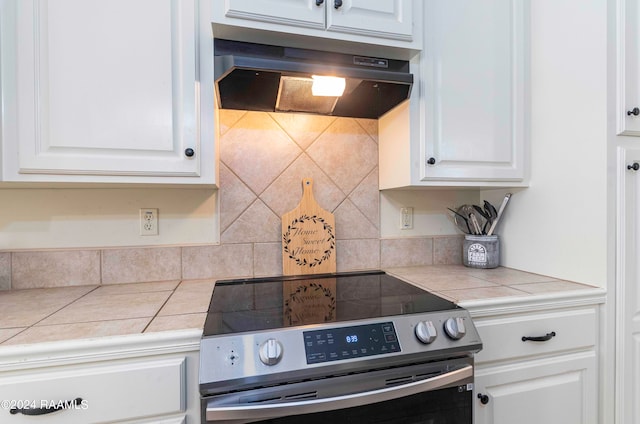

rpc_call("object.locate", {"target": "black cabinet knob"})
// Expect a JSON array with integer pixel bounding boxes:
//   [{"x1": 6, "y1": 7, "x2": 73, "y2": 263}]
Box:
[
  {"x1": 628, "y1": 162, "x2": 640, "y2": 171},
  {"x1": 628, "y1": 107, "x2": 640, "y2": 116},
  {"x1": 334, "y1": 0, "x2": 343, "y2": 9},
  {"x1": 316, "y1": 0, "x2": 324, "y2": 5},
  {"x1": 184, "y1": 148, "x2": 195, "y2": 158},
  {"x1": 427, "y1": 157, "x2": 436, "y2": 165},
  {"x1": 477, "y1": 393, "x2": 490, "y2": 405}
]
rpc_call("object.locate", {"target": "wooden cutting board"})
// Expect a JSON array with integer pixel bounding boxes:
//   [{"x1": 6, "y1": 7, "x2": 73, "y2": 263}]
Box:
[{"x1": 282, "y1": 178, "x2": 336, "y2": 275}]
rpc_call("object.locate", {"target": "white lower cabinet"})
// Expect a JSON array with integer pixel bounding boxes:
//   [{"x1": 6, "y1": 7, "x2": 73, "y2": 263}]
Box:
[
  {"x1": 475, "y1": 354, "x2": 596, "y2": 424},
  {"x1": 471, "y1": 304, "x2": 600, "y2": 424},
  {"x1": 616, "y1": 146, "x2": 640, "y2": 424},
  {"x1": 0, "y1": 332, "x2": 200, "y2": 424}
]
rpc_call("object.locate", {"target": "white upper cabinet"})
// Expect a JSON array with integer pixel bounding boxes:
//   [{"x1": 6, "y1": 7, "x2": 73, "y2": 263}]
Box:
[
  {"x1": 327, "y1": 0, "x2": 413, "y2": 41},
  {"x1": 221, "y1": 0, "x2": 325, "y2": 29},
  {"x1": 618, "y1": 0, "x2": 640, "y2": 135},
  {"x1": 0, "y1": 0, "x2": 216, "y2": 185},
  {"x1": 213, "y1": 0, "x2": 417, "y2": 47},
  {"x1": 379, "y1": 0, "x2": 529, "y2": 188}
]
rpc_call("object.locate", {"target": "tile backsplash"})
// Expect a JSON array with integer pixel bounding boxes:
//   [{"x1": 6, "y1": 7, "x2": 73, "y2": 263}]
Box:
[{"x1": 0, "y1": 111, "x2": 462, "y2": 290}]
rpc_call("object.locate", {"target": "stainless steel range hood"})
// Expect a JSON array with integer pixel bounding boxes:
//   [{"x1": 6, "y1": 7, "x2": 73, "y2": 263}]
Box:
[{"x1": 214, "y1": 39, "x2": 413, "y2": 119}]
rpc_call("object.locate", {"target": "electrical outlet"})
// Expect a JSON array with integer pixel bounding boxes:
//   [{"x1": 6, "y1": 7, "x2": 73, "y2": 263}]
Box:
[
  {"x1": 140, "y1": 208, "x2": 158, "y2": 236},
  {"x1": 400, "y1": 207, "x2": 413, "y2": 230}
]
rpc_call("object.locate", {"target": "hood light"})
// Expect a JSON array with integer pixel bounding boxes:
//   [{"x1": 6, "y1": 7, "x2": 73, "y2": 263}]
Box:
[{"x1": 311, "y1": 76, "x2": 346, "y2": 97}]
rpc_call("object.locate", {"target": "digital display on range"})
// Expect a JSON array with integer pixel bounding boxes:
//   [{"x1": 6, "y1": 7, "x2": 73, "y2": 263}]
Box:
[{"x1": 303, "y1": 322, "x2": 400, "y2": 364}]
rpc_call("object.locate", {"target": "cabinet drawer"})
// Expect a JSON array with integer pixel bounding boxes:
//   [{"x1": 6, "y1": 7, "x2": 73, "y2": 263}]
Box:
[
  {"x1": 474, "y1": 308, "x2": 596, "y2": 364},
  {"x1": 0, "y1": 356, "x2": 186, "y2": 423}
]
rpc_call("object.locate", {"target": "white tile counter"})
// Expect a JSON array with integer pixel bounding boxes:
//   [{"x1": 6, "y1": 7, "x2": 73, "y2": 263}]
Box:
[
  {"x1": 0, "y1": 279, "x2": 214, "y2": 346},
  {"x1": 0, "y1": 265, "x2": 604, "y2": 348}
]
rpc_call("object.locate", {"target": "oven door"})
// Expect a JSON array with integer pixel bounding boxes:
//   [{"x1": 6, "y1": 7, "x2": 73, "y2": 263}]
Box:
[{"x1": 203, "y1": 357, "x2": 473, "y2": 424}]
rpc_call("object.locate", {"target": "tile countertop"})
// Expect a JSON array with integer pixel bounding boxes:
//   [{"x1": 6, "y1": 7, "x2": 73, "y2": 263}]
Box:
[
  {"x1": 385, "y1": 265, "x2": 605, "y2": 310},
  {"x1": 0, "y1": 266, "x2": 605, "y2": 348},
  {"x1": 0, "y1": 279, "x2": 215, "y2": 347}
]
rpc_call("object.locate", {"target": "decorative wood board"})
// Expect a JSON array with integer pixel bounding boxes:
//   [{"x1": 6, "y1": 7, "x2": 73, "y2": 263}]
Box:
[
  {"x1": 281, "y1": 178, "x2": 336, "y2": 275},
  {"x1": 283, "y1": 279, "x2": 336, "y2": 326}
]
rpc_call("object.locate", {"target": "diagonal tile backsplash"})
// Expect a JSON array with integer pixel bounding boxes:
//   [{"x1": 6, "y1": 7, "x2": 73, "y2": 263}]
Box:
[
  {"x1": 306, "y1": 118, "x2": 378, "y2": 194},
  {"x1": 1, "y1": 111, "x2": 463, "y2": 289},
  {"x1": 220, "y1": 112, "x2": 302, "y2": 194},
  {"x1": 219, "y1": 110, "x2": 380, "y2": 249}
]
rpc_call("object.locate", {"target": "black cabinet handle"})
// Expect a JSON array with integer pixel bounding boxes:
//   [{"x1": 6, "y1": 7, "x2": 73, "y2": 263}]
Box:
[
  {"x1": 10, "y1": 398, "x2": 83, "y2": 416},
  {"x1": 628, "y1": 107, "x2": 640, "y2": 116},
  {"x1": 477, "y1": 393, "x2": 490, "y2": 405},
  {"x1": 427, "y1": 157, "x2": 436, "y2": 165},
  {"x1": 628, "y1": 162, "x2": 640, "y2": 171},
  {"x1": 316, "y1": 0, "x2": 324, "y2": 5},
  {"x1": 522, "y1": 331, "x2": 556, "y2": 342},
  {"x1": 334, "y1": 0, "x2": 343, "y2": 9},
  {"x1": 184, "y1": 148, "x2": 195, "y2": 157}
]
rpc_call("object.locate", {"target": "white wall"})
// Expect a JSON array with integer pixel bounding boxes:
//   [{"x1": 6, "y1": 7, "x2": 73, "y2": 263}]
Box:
[
  {"x1": 380, "y1": 189, "x2": 479, "y2": 237},
  {"x1": 481, "y1": 0, "x2": 608, "y2": 287},
  {"x1": 0, "y1": 188, "x2": 218, "y2": 250}
]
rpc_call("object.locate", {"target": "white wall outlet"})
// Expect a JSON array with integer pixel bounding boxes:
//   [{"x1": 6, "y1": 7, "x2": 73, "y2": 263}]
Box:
[
  {"x1": 400, "y1": 207, "x2": 413, "y2": 230},
  {"x1": 140, "y1": 208, "x2": 158, "y2": 236}
]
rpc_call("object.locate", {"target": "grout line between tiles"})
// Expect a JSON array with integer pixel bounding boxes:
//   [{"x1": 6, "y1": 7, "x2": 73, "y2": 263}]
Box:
[
  {"x1": 1, "y1": 327, "x2": 29, "y2": 345},
  {"x1": 140, "y1": 285, "x2": 180, "y2": 333},
  {"x1": 26, "y1": 285, "x2": 102, "y2": 329},
  {"x1": 9, "y1": 252, "x2": 13, "y2": 290},
  {"x1": 99, "y1": 249, "x2": 104, "y2": 286}
]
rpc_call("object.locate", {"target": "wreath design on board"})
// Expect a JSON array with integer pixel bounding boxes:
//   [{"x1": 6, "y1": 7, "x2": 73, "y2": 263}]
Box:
[
  {"x1": 282, "y1": 214, "x2": 335, "y2": 268},
  {"x1": 284, "y1": 282, "x2": 336, "y2": 325}
]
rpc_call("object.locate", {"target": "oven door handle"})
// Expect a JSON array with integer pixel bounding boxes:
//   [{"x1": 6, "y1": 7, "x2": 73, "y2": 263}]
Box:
[{"x1": 206, "y1": 364, "x2": 472, "y2": 422}]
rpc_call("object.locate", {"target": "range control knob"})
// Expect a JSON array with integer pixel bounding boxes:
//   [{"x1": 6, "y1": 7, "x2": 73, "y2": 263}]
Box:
[
  {"x1": 259, "y1": 339, "x2": 283, "y2": 366},
  {"x1": 415, "y1": 320, "x2": 438, "y2": 344},
  {"x1": 444, "y1": 317, "x2": 466, "y2": 340}
]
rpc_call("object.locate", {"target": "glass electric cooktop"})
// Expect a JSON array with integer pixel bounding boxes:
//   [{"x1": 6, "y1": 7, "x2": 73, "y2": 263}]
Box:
[{"x1": 203, "y1": 270, "x2": 458, "y2": 337}]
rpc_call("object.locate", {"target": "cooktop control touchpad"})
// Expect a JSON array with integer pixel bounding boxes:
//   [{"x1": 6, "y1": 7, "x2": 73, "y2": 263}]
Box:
[{"x1": 303, "y1": 321, "x2": 400, "y2": 364}]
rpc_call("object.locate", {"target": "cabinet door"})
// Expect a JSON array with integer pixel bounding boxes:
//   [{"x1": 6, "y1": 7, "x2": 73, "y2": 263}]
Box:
[
  {"x1": 327, "y1": 0, "x2": 413, "y2": 41},
  {"x1": 618, "y1": 0, "x2": 640, "y2": 135},
  {"x1": 223, "y1": 0, "x2": 325, "y2": 29},
  {"x1": 474, "y1": 354, "x2": 597, "y2": 424},
  {"x1": 6, "y1": 0, "x2": 202, "y2": 179},
  {"x1": 0, "y1": 357, "x2": 186, "y2": 424},
  {"x1": 617, "y1": 147, "x2": 640, "y2": 424},
  {"x1": 422, "y1": 0, "x2": 527, "y2": 181}
]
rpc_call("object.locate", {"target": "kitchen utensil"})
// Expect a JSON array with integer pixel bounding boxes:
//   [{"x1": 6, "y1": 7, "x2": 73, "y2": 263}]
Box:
[
  {"x1": 281, "y1": 178, "x2": 336, "y2": 275},
  {"x1": 469, "y1": 213, "x2": 482, "y2": 235},
  {"x1": 473, "y1": 205, "x2": 491, "y2": 221},
  {"x1": 487, "y1": 193, "x2": 512, "y2": 236},
  {"x1": 448, "y1": 207, "x2": 471, "y2": 234},
  {"x1": 481, "y1": 201, "x2": 497, "y2": 234},
  {"x1": 484, "y1": 200, "x2": 498, "y2": 220},
  {"x1": 454, "y1": 215, "x2": 471, "y2": 234},
  {"x1": 457, "y1": 204, "x2": 486, "y2": 235},
  {"x1": 473, "y1": 204, "x2": 492, "y2": 234}
]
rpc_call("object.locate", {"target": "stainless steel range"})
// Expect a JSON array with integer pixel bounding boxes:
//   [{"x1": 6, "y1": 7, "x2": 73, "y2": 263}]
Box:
[{"x1": 199, "y1": 270, "x2": 482, "y2": 423}]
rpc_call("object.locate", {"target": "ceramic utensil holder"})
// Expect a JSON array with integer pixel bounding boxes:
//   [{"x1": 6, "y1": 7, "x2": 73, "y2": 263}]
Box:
[{"x1": 463, "y1": 235, "x2": 499, "y2": 269}]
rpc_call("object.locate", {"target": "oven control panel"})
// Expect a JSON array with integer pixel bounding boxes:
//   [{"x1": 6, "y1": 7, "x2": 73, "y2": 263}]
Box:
[
  {"x1": 199, "y1": 310, "x2": 482, "y2": 393},
  {"x1": 303, "y1": 321, "x2": 400, "y2": 364}
]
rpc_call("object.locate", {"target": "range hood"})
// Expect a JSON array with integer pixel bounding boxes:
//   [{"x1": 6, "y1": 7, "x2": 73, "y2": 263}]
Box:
[{"x1": 214, "y1": 39, "x2": 413, "y2": 119}]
